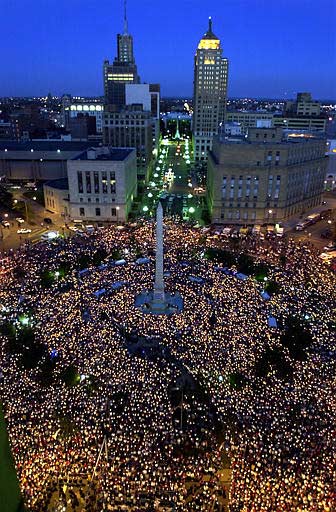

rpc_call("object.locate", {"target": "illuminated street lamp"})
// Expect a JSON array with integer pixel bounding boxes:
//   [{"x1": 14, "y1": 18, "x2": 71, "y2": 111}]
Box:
[{"x1": 143, "y1": 206, "x2": 149, "y2": 212}]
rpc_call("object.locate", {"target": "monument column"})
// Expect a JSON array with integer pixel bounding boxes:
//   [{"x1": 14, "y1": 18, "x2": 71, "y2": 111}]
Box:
[{"x1": 153, "y1": 201, "x2": 165, "y2": 302}]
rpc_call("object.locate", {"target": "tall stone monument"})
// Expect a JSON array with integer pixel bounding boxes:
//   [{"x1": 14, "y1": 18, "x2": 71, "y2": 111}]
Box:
[
  {"x1": 135, "y1": 201, "x2": 183, "y2": 315},
  {"x1": 153, "y1": 201, "x2": 165, "y2": 304}
]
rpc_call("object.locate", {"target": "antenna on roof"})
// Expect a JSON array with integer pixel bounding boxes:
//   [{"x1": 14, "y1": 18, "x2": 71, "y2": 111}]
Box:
[
  {"x1": 124, "y1": 0, "x2": 128, "y2": 34},
  {"x1": 209, "y1": 16, "x2": 212, "y2": 32}
]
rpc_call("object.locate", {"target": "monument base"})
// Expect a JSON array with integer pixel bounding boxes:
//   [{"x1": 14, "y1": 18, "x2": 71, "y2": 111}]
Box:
[{"x1": 135, "y1": 290, "x2": 183, "y2": 315}]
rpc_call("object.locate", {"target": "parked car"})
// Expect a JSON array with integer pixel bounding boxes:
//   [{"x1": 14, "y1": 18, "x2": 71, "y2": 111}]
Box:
[
  {"x1": 68, "y1": 226, "x2": 78, "y2": 232},
  {"x1": 17, "y1": 228, "x2": 31, "y2": 234},
  {"x1": 296, "y1": 221, "x2": 309, "y2": 231},
  {"x1": 16, "y1": 217, "x2": 25, "y2": 224},
  {"x1": 320, "y1": 229, "x2": 332, "y2": 239},
  {"x1": 2, "y1": 221, "x2": 10, "y2": 228},
  {"x1": 324, "y1": 243, "x2": 336, "y2": 252}
]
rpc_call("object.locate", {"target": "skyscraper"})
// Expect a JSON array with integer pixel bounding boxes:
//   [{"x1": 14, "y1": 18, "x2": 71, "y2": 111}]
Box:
[
  {"x1": 103, "y1": 0, "x2": 140, "y2": 107},
  {"x1": 193, "y1": 18, "x2": 229, "y2": 161}
]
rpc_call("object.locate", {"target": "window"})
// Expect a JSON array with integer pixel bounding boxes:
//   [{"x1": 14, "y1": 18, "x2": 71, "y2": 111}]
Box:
[
  {"x1": 85, "y1": 172, "x2": 91, "y2": 194},
  {"x1": 94, "y1": 171, "x2": 99, "y2": 194},
  {"x1": 102, "y1": 172, "x2": 108, "y2": 194},
  {"x1": 111, "y1": 208, "x2": 117, "y2": 217},
  {"x1": 95, "y1": 208, "x2": 101, "y2": 216},
  {"x1": 77, "y1": 171, "x2": 83, "y2": 194},
  {"x1": 79, "y1": 207, "x2": 85, "y2": 216}
]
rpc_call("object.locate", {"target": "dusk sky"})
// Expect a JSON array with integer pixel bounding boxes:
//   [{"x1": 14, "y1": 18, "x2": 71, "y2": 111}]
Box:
[{"x1": 1, "y1": 0, "x2": 336, "y2": 99}]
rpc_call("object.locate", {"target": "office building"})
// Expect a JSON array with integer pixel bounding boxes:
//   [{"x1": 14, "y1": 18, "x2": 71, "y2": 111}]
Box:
[
  {"x1": 193, "y1": 18, "x2": 229, "y2": 161},
  {"x1": 67, "y1": 147, "x2": 137, "y2": 222},
  {"x1": 103, "y1": 106, "x2": 153, "y2": 182},
  {"x1": 63, "y1": 101, "x2": 104, "y2": 135},
  {"x1": 226, "y1": 110, "x2": 327, "y2": 134},
  {"x1": 207, "y1": 127, "x2": 327, "y2": 224},
  {"x1": 285, "y1": 92, "x2": 321, "y2": 117},
  {"x1": 103, "y1": 2, "x2": 140, "y2": 107}
]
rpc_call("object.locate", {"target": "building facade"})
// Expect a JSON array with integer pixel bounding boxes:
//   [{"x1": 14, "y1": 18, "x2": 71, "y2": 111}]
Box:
[
  {"x1": 64, "y1": 102, "x2": 104, "y2": 134},
  {"x1": 103, "y1": 107, "x2": 153, "y2": 182},
  {"x1": 285, "y1": 92, "x2": 321, "y2": 117},
  {"x1": 44, "y1": 178, "x2": 70, "y2": 216},
  {"x1": 67, "y1": 147, "x2": 137, "y2": 222},
  {"x1": 193, "y1": 18, "x2": 229, "y2": 161},
  {"x1": 207, "y1": 128, "x2": 327, "y2": 224},
  {"x1": 103, "y1": 9, "x2": 140, "y2": 107},
  {"x1": 0, "y1": 141, "x2": 93, "y2": 181},
  {"x1": 226, "y1": 111, "x2": 327, "y2": 134}
]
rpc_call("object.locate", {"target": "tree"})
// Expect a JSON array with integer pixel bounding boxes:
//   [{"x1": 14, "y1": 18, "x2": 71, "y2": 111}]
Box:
[
  {"x1": 40, "y1": 270, "x2": 54, "y2": 288},
  {"x1": 92, "y1": 248, "x2": 108, "y2": 266},
  {"x1": 228, "y1": 372, "x2": 247, "y2": 390},
  {"x1": 254, "y1": 262, "x2": 269, "y2": 281},
  {"x1": 265, "y1": 280, "x2": 280, "y2": 295},
  {"x1": 204, "y1": 248, "x2": 235, "y2": 267},
  {"x1": 280, "y1": 317, "x2": 313, "y2": 360},
  {"x1": 236, "y1": 253, "x2": 255, "y2": 275},
  {"x1": 255, "y1": 347, "x2": 293, "y2": 380},
  {"x1": 61, "y1": 364, "x2": 80, "y2": 387}
]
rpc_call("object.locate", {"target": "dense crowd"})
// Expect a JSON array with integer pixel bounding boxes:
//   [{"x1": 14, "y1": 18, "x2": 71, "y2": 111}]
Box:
[{"x1": 0, "y1": 218, "x2": 335, "y2": 511}]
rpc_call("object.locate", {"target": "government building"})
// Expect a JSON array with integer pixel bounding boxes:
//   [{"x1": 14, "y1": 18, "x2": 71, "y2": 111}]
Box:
[
  {"x1": 44, "y1": 146, "x2": 137, "y2": 223},
  {"x1": 207, "y1": 127, "x2": 327, "y2": 224}
]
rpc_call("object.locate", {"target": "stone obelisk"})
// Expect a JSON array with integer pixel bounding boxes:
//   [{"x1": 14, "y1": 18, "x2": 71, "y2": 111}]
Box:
[{"x1": 153, "y1": 201, "x2": 165, "y2": 304}]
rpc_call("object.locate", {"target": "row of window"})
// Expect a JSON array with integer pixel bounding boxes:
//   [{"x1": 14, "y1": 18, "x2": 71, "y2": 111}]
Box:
[
  {"x1": 79, "y1": 207, "x2": 118, "y2": 217},
  {"x1": 220, "y1": 210, "x2": 257, "y2": 221},
  {"x1": 77, "y1": 171, "x2": 116, "y2": 195}
]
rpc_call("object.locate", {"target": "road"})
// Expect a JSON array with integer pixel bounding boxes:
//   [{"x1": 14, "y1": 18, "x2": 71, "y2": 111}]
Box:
[{"x1": 0, "y1": 189, "x2": 69, "y2": 251}]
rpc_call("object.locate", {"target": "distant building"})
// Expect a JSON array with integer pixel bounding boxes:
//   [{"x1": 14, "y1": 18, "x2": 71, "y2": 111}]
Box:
[
  {"x1": 67, "y1": 147, "x2": 137, "y2": 222},
  {"x1": 103, "y1": 106, "x2": 153, "y2": 182},
  {"x1": 64, "y1": 101, "x2": 104, "y2": 136},
  {"x1": 207, "y1": 127, "x2": 327, "y2": 224},
  {"x1": 0, "y1": 141, "x2": 94, "y2": 181},
  {"x1": 273, "y1": 114, "x2": 327, "y2": 132},
  {"x1": 103, "y1": 7, "x2": 140, "y2": 107},
  {"x1": 226, "y1": 110, "x2": 327, "y2": 134},
  {"x1": 193, "y1": 18, "x2": 229, "y2": 161},
  {"x1": 0, "y1": 121, "x2": 15, "y2": 139},
  {"x1": 285, "y1": 92, "x2": 321, "y2": 117},
  {"x1": 226, "y1": 111, "x2": 274, "y2": 132},
  {"x1": 102, "y1": 5, "x2": 160, "y2": 179},
  {"x1": 325, "y1": 139, "x2": 336, "y2": 190},
  {"x1": 223, "y1": 122, "x2": 242, "y2": 136}
]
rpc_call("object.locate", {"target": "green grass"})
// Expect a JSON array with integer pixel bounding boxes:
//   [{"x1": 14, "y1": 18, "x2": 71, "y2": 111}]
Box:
[{"x1": 0, "y1": 404, "x2": 23, "y2": 512}]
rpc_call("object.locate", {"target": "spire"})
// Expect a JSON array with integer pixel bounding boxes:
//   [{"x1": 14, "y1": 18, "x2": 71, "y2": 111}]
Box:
[
  {"x1": 209, "y1": 16, "x2": 212, "y2": 33},
  {"x1": 123, "y1": 0, "x2": 128, "y2": 34}
]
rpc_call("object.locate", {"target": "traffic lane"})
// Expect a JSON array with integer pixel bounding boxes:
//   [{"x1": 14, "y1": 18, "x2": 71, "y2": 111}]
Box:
[{"x1": 288, "y1": 218, "x2": 335, "y2": 250}]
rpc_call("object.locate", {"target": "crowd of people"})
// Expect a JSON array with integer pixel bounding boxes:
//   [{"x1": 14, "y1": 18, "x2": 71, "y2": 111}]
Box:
[{"x1": 0, "y1": 217, "x2": 335, "y2": 511}]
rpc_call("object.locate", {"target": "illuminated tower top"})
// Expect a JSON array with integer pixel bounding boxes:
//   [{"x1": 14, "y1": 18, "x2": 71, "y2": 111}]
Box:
[{"x1": 198, "y1": 17, "x2": 221, "y2": 50}]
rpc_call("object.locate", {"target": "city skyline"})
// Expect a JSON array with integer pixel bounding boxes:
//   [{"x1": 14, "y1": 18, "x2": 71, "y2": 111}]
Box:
[{"x1": 1, "y1": 0, "x2": 336, "y2": 99}]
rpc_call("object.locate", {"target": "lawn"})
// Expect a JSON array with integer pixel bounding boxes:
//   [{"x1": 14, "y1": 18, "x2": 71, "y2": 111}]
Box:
[{"x1": 0, "y1": 404, "x2": 24, "y2": 512}]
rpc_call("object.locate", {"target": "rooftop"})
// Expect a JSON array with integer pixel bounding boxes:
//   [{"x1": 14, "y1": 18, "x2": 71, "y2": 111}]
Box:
[
  {"x1": 44, "y1": 178, "x2": 69, "y2": 190},
  {"x1": 0, "y1": 141, "x2": 94, "y2": 152},
  {"x1": 73, "y1": 147, "x2": 134, "y2": 161}
]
